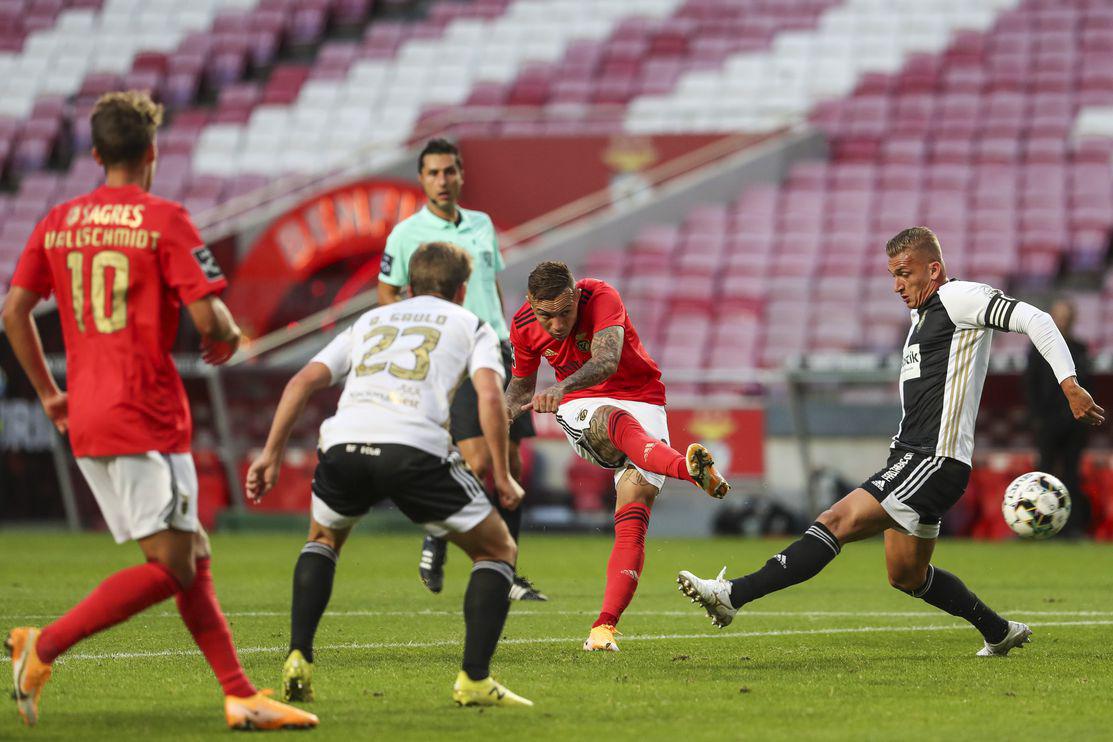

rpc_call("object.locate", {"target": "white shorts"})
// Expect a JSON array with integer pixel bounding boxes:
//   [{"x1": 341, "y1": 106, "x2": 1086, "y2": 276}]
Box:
[
  {"x1": 554, "y1": 397, "x2": 671, "y2": 490},
  {"x1": 76, "y1": 452, "x2": 199, "y2": 544}
]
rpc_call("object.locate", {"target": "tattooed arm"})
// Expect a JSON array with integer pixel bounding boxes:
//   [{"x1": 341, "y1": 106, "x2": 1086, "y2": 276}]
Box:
[
  {"x1": 529, "y1": 325, "x2": 625, "y2": 413},
  {"x1": 505, "y1": 371, "x2": 538, "y2": 421}
]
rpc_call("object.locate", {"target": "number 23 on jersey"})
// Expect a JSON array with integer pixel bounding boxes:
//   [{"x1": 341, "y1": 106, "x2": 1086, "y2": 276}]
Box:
[{"x1": 355, "y1": 324, "x2": 442, "y2": 381}]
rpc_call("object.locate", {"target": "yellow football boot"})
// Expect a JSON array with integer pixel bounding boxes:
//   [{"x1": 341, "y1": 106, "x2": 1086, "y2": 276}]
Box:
[
  {"x1": 582, "y1": 624, "x2": 621, "y2": 652},
  {"x1": 452, "y1": 671, "x2": 533, "y2": 707},
  {"x1": 6, "y1": 627, "x2": 53, "y2": 727},
  {"x1": 282, "y1": 649, "x2": 314, "y2": 702},
  {"x1": 225, "y1": 689, "x2": 319, "y2": 730}
]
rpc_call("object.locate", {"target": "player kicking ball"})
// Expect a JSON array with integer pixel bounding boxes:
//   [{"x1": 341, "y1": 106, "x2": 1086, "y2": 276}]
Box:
[
  {"x1": 505, "y1": 262, "x2": 731, "y2": 653},
  {"x1": 246, "y1": 242, "x2": 532, "y2": 707},
  {"x1": 2, "y1": 91, "x2": 316, "y2": 730},
  {"x1": 677, "y1": 227, "x2": 1104, "y2": 655}
]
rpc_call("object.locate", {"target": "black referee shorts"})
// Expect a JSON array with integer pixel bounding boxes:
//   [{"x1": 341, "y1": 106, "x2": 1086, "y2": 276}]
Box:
[
  {"x1": 310, "y1": 443, "x2": 491, "y2": 537},
  {"x1": 859, "y1": 448, "x2": 971, "y2": 540},
  {"x1": 450, "y1": 339, "x2": 536, "y2": 444}
]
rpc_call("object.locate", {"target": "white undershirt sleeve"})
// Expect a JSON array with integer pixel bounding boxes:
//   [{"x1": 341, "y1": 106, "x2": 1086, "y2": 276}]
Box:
[
  {"x1": 939, "y1": 281, "x2": 1077, "y2": 384},
  {"x1": 1008, "y1": 302, "x2": 1077, "y2": 384}
]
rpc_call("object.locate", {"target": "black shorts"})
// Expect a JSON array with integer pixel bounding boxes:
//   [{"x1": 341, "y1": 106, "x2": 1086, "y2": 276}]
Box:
[
  {"x1": 310, "y1": 443, "x2": 491, "y2": 536},
  {"x1": 450, "y1": 339, "x2": 536, "y2": 443},
  {"x1": 859, "y1": 448, "x2": 971, "y2": 539}
]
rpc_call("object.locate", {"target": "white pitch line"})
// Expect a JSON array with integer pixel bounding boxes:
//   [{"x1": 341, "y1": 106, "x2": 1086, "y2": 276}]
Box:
[
  {"x1": 26, "y1": 619, "x2": 1113, "y2": 663},
  {"x1": 4, "y1": 609, "x2": 1112, "y2": 620}
]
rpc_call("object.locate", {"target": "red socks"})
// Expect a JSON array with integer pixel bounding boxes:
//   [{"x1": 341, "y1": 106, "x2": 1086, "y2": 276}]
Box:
[
  {"x1": 37, "y1": 556, "x2": 255, "y2": 699},
  {"x1": 175, "y1": 557, "x2": 256, "y2": 698},
  {"x1": 37, "y1": 561, "x2": 181, "y2": 664},
  {"x1": 593, "y1": 502, "x2": 651, "y2": 628},
  {"x1": 607, "y1": 410, "x2": 694, "y2": 484}
]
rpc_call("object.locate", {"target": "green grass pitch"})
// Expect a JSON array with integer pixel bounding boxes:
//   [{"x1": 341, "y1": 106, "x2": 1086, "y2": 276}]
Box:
[{"x1": 2, "y1": 530, "x2": 1111, "y2": 741}]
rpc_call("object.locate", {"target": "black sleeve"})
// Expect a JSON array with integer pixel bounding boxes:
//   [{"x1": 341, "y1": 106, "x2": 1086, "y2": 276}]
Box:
[{"x1": 984, "y1": 292, "x2": 1019, "y2": 332}]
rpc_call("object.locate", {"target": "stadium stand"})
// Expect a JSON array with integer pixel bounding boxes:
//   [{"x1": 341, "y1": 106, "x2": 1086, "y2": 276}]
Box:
[
  {"x1": 2, "y1": 0, "x2": 1112, "y2": 538},
  {"x1": 189, "y1": 0, "x2": 685, "y2": 177},
  {"x1": 579, "y1": 0, "x2": 1113, "y2": 377},
  {"x1": 0, "y1": 0, "x2": 378, "y2": 289}
]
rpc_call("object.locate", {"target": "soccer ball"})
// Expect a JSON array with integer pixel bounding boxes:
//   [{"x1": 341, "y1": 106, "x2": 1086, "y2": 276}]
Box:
[{"x1": 1002, "y1": 471, "x2": 1071, "y2": 539}]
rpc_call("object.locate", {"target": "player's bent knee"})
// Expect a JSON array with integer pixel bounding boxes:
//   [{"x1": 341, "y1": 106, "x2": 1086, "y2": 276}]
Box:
[
  {"x1": 192, "y1": 529, "x2": 211, "y2": 560},
  {"x1": 816, "y1": 508, "x2": 849, "y2": 539},
  {"x1": 156, "y1": 556, "x2": 196, "y2": 590},
  {"x1": 490, "y1": 529, "x2": 517, "y2": 564},
  {"x1": 590, "y1": 405, "x2": 620, "y2": 428},
  {"x1": 888, "y1": 566, "x2": 928, "y2": 594},
  {"x1": 307, "y1": 521, "x2": 347, "y2": 554}
]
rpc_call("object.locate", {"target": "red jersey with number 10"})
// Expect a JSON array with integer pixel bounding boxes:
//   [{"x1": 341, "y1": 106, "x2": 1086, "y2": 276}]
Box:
[
  {"x1": 10, "y1": 184, "x2": 227, "y2": 457},
  {"x1": 509, "y1": 278, "x2": 666, "y2": 405}
]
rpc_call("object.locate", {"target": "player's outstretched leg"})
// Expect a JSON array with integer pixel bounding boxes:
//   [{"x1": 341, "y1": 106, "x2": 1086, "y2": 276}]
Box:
[
  {"x1": 679, "y1": 489, "x2": 890, "y2": 627},
  {"x1": 6, "y1": 558, "x2": 182, "y2": 725},
  {"x1": 286, "y1": 539, "x2": 340, "y2": 701},
  {"x1": 885, "y1": 530, "x2": 1026, "y2": 656},
  {"x1": 678, "y1": 521, "x2": 842, "y2": 627},
  {"x1": 447, "y1": 512, "x2": 532, "y2": 707},
  {"x1": 604, "y1": 408, "x2": 730, "y2": 498}
]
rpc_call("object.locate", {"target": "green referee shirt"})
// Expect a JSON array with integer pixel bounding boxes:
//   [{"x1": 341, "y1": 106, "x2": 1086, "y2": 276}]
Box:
[{"x1": 378, "y1": 205, "x2": 509, "y2": 341}]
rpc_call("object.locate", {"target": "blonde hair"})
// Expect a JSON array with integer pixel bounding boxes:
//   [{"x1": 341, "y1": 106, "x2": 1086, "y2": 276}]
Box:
[
  {"x1": 409, "y1": 242, "x2": 472, "y2": 298},
  {"x1": 886, "y1": 226, "x2": 943, "y2": 261}
]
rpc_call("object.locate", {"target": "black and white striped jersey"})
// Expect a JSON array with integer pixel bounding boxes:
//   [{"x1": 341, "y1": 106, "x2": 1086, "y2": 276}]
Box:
[{"x1": 892, "y1": 280, "x2": 1074, "y2": 466}]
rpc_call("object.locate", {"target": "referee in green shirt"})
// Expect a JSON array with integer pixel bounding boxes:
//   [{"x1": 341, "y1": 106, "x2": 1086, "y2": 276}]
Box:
[{"x1": 378, "y1": 139, "x2": 545, "y2": 601}]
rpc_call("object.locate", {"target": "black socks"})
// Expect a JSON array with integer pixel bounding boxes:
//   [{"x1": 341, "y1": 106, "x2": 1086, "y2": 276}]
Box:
[
  {"x1": 289, "y1": 541, "x2": 338, "y2": 662},
  {"x1": 905, "y1": 565, "x2": 1009, "y2": 644},
  {"x1": 497, "y1": 501, "x2": 523, "y2": 543},
  {"x1": 729, "y1": 522, "x2": 842, "y2": 609},
  {"x1": 462, "y1": 560, "x2": 514, "y2": 681}
]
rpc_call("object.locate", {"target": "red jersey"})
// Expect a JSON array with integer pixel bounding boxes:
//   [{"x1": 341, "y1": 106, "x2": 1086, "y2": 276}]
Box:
[
  {"x1": 509, "y1": 278, "x2": 666, "y2": 405},
  {"x1": 10, "y1": 184, "x2": 227, "y2": 457}
]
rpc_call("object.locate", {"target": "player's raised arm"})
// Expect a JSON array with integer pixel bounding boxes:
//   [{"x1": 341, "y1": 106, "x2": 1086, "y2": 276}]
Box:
[
  {"x1": 991, "y1": 294, "x2": 1103, "y2": 425},
  {"x1": 2, "y1": 286, "x2": 68, "y2": 433},
  {"x1": 186, "y1": 295, "x2": 242, "y2": 366},
  {"x1": 529, "y1": 324, "x2": 624, "y2": 414},
  {"x1": 941, "y1": 283, "x2": 1105, "y2": 426}
]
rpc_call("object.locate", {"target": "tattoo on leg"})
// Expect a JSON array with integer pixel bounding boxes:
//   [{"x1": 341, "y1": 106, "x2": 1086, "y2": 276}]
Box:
[
  {"x1": 584, "y1": 406, "x2": 624, "y2": 465},
  {"x1": 623, "y1": 468, "x2": 651, "y2": 487}
]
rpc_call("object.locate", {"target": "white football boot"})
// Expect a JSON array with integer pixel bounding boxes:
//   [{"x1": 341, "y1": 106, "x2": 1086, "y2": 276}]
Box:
[
  {"x1": 677, "y1": 567, "x2": 738, "y2": 628},
  {"x1": 976, "y1": 620, "x2": 1032, "y2": 657}
]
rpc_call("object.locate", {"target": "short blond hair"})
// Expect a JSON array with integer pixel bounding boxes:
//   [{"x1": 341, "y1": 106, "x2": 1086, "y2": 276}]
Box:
[
  {"x1": 409, "y1": 242, "x2": 472, "y2": 298},
  {"x1": 886, "y1": 226, "x2": 943, "y2": 261},
  {"x1": 91, "y1": 91, "x2": 164, "y2": 167}
]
